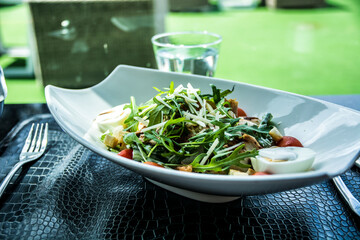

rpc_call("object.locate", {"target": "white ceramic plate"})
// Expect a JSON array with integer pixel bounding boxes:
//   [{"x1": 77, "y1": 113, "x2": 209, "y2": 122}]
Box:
[{"x1": 45, "y1": 65, "x2": 360, "y2": 202}]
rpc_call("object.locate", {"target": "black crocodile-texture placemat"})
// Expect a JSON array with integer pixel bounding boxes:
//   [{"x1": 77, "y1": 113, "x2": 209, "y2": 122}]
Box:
[{"x1": 0, "y1": 114, "x2": 359, "y2": 239}]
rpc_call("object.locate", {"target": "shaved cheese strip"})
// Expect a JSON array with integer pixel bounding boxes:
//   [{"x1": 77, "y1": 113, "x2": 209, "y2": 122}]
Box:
[
  {"x1": 206, "y1": 102, "x2": 215, "y2": 115},
  {"x1": 196, "y1": 121, "x2": 206, "y2": 128},
  {"x1": 202, "y1": 99, "x2": 207, "y2": 118},
  {"x1": 138, "y1": 104, "x2": 157, "y2": 116},
  {"x1": 189, "y1": 102, "x2": 199, "y2": 109},
  {"x1": 211, "y1": 151, "x2": 232, "y2": 160},
  {"x1": 134, "y1": 116, "x2": 149, "y2": 127},
  {"x1": 140, "y1": 121, "x2": 168, "y2": 132},
  {"x1": 187, "y1": 83, "x2": 203, "y2": 108},
  {"x1": 186, "y1": 83, "x2": 198, "y2": 91},
  {"x1": 200, "y1": 138, "x2": 219, "y2": 165},
  {"x1": 210, "y1": 111, "x2": 226, "y2": 121},
  {"x1": 198, "y1": 104, "x2": 204, "y2": 118},
  {"x1": 174, "y1": 93, "x2": 197, "y2": 103},
  {"x1": 167, "y1": 93, "x2": 175, "y2": 99},
  {"x1": 174, "y1": 84, "x2": 184, "y2": 94},
  {"x1": 198, "y1": 128, "x2": 208, "y2": 134},
  {"x1": 215, "y1": 111, "x2": 220, "y2": 121},
  {"x1": 187, "y1": 101, "x2": 198, "y2": 114},
  {"x1": 155, "y1": 96, "x2": 172, "y2": 109},
  {"x1": 217, "y1": 142, "x2": 243, "y2": 154},
  {"x1": 183, "y1": 112, "x2": 212, "y2": 124},
  {"x1": 175, "y1": 92, "x2": 199, "y2": 114},
  {"x1": 174, "y1": 92, "x2": 199, "y2": 114},
  {"x1": 186, "y1": 88, "x2": 196, "y2": 107}
]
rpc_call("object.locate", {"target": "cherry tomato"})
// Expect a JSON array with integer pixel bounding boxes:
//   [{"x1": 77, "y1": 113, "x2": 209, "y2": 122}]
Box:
[
  {"x1": 118, "y1": 149, "x2": 133, "y2": 159},
  {"x1": 237, "y1": 107, "x2": 247, "y2": 117},
  {"x1": 277, "y1": 136, "x2": 303, "y2": 147},
  {"x1": 253, "y1": 172, "x2": 270, "y2": 176},
  {"x1": 143, "y1": 161, "x2": 164, "y2": 168}
]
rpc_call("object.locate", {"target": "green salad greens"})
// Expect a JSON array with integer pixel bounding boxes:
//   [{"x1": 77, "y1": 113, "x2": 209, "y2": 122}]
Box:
[{"x1": 99, "y1": 82, "x2": 280, "y2": 175}]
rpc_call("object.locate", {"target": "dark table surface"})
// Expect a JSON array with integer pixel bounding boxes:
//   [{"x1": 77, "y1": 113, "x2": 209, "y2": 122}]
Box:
[{"x1": 0, "y1": 96, "x2": 359, "y2": 239}]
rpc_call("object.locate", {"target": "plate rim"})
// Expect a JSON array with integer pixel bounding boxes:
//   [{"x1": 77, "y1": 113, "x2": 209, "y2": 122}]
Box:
[{"x1": 44, "y1": 65, "x2": 360, "y2": 195}]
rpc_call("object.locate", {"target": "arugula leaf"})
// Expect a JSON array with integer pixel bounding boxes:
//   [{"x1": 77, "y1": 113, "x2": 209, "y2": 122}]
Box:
[
  {"x1": 258, "y1": 113, "x2": 273, "y2": 130},
  {"x1": 123, "y1": 132, "x2": 142, "y2": 145},
  {"x1": 146, "y1": 104, "x2": 165, "y2": 126},
  {"x1": 169, "y1": 81, "x2": 175, "y2": 94},
  {"x1": 124, "y1": 96, "x2": 139, "y2": 132},
  {"x1": 144, "y1": 131, "x2": 162, "y2": 144},
  {"x1": 160, "y1": 115, "x2": 186, "y2": 134},
  {"x1": 227, "y1": 124, "x2": 272, "y2": 147},
  {"x1": 210, "y1": 84, "x2": 235, "y2": 104},
  {"x1": 190, "y1": 145, "x2": 257, "y2": 173},
  {"x1": 211, "y1": 84, "x2": 221, "y2": 104}
]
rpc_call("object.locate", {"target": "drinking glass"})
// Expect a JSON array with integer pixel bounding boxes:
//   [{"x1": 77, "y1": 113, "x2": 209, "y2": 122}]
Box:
[{"x1": 151, "y1": 31, "x2": 222, "y2": 77}]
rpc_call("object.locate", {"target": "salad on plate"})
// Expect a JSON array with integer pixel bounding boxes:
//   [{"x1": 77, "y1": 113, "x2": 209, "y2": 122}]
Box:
[{"x1": 86, "y1": 82, "x2": 315, "y2": 176}]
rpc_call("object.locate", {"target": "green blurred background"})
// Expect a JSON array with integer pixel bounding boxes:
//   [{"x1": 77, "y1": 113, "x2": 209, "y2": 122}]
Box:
[{"x1": 1, "y1": 0, "x2": 359, "y2": 104}]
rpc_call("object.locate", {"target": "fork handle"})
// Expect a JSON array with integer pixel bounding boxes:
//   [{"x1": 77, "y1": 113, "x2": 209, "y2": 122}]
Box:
[
  {"x1": 0, "y1": 162, "x2": 24, "y2": 198},
  {"x1": 333, "y1": 176, "x2": 360, "y2": 217}
]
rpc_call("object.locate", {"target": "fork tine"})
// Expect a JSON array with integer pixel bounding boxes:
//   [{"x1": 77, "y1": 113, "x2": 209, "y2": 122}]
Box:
[
  {"x1": 34, "y1": 123, "x2": 44, "y2": 152},
  {"x1": 21, "y1": 123, "x2": 35, "y2": 153},
  {"x1": 0, "y1": 123, "x2": 48, "y2": 197},
  {"x1": 40, "y1": 123, "x2": 48, "y2": 153},
  {"x1": 28, "y1": 123, "x2": 39, "y2": 153}
]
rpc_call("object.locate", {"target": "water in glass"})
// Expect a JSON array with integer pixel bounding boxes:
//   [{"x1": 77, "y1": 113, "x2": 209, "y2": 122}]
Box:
[{"x1": 155, "y1": 47, "x2": 219, "y2": 77}]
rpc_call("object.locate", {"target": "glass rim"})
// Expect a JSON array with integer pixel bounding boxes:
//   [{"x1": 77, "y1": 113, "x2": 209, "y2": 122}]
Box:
[{"x1": 151, "y1": 31, "x2": 222, "y2": 49}]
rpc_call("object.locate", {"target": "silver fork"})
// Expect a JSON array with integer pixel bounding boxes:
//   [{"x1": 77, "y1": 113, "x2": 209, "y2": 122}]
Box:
[
  {"x1": 0, "y1": 123, "x2": 48, "y2": 197},
  {"x1": 332, "y1": 158, "x2": 360, "y2": 217}
]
